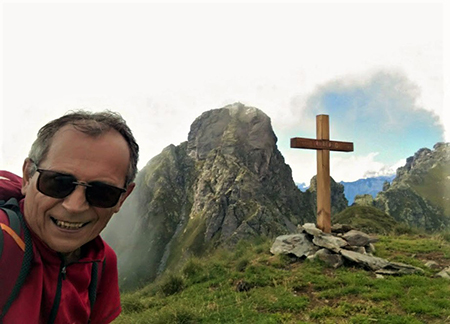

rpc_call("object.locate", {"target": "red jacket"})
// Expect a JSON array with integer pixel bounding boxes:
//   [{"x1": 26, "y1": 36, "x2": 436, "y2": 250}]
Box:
[{"x1": 0, "y1": 172, "x2": 121, "y2": 323}]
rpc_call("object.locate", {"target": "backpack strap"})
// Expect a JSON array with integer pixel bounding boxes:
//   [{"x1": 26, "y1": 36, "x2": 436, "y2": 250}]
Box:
[
  {"x1": 0, "y1": 199, "x2": 25, "y2": 258},
  {"x1": 88, "y1": 258, "x2": 106, "y2": 310},
  {"x1": 87, "y1": 257, "x2": 106, "y2": 324},
  {"x1": 88, "y1": 262, "x2": 99, "y2": 309},
  {"x1": 0, "y1": 198, "x2": 34, "y2": 322}
]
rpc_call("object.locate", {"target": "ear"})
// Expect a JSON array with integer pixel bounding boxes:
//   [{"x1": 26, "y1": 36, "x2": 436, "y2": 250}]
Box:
[
  {"x1": 21, "y1": 158, "x2": 34, "y2": 195},
  {"x1": 112, "y1": 182, "x2": 135, "y2": 213}
]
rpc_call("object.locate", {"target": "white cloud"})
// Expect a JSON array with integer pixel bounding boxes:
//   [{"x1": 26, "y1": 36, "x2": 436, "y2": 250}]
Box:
[
  {"x1": 362, "y1": 158, "x2": 406, "y2": 179},
  {"x1": 1, "y1": 2, "x2": 446, "y2": 182},
  {"x1": 331, "y1": 153, "x2": 403, "y2": 183},
  {"x1": 284, "y1": 151, "x2": 405, "y2": 184}
]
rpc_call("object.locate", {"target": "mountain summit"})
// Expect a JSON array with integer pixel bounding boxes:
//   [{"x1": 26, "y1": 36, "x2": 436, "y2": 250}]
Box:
[
  {"x1": 373, "y1": 143, "x2": 450, "y2": 231},
  {"x1": 104, "y1": 103, "x2": 320, "y2": 289}
]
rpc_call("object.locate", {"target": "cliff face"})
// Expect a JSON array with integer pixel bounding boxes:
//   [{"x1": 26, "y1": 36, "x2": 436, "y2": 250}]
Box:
[
  {"x1": 307, "y1": 175, "x2": 349, "y2": 216},
  {"x1": 104, "y1": 103, "x2": 319, "y2": 290},
  {"x1": 186, "y1": 104, "x2": 315, "y2": 247},
  {"x1": 373, "y1": 143, "x2": 450, "y2": 231}
]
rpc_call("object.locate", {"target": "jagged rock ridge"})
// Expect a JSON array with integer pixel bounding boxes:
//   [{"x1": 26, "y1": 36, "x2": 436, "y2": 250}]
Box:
[
  {"x1": 105, "y1": 103, "x2": 350, "y2": 290},
  {"x1": 352, "y1": 143, "x2": 450, "y2": 231}
]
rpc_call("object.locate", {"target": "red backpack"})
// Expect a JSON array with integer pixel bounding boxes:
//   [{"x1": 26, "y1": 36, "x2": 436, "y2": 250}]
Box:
[
  {"x1": 0, "y1": 198, "x2": 33, "y2": 322},
  {"x1": 0, "y1": 171, "x2": 32, "y2": 322},
  {"x1": 0, "y1": 171, "x2": 103, "y2": 323},
  {"x1": 0, "y1": 171, "x2": 22, "y2": 199}
]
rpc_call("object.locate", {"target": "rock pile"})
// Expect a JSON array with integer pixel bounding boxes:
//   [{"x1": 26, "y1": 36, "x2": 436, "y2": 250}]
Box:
[{"x1": 270, "y1": 223, "x2": 424, "y2": 276}]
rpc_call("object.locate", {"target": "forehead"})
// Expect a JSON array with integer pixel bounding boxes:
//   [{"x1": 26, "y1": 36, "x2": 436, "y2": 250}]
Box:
[{"x1": 41, "y1": 125, "x2": 130, "y2": 182}]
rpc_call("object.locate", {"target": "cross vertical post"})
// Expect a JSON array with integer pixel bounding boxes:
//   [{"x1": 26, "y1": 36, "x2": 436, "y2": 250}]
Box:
[
  {"x1": 316, "y1": 115, "x2": 331, "y2": 233},
  {"x1": 290, "y1": 114, "x2": 354, "y2": 233}
]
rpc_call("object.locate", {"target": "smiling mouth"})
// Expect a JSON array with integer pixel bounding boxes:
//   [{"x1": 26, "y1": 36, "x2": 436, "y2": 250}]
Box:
[{"x1": 51, "y1": 217, "x2": 89, "y2": 230}]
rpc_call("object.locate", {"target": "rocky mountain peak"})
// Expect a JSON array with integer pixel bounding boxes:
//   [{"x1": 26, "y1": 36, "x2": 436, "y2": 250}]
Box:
[
  {"x1": 373, "y1": 143, "x2": 450, "y2": 231},
  {"x1": 187, "y1": 103, "x2": 277, "y2": 167},
  {"x1": 187, "y1": 104, "x2": 309, "y2": 244},
  {"x1": 103, "y1": 103, "x2": 327, "y2": 290},
  {"x1": 395, "y1": 142, "x2": 450, "y2": 183},
  {"x1": 308, "y1": 175, "x2": 349, "y2": 216}
]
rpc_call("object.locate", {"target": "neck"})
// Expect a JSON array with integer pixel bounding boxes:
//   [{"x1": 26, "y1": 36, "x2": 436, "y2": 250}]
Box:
[{"x1": 61, "y1": 248, "x2": 81, "y2": 264}]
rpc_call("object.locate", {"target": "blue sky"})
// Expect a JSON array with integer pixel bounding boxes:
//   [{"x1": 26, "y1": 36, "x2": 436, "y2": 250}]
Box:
[
  {"x1": 1, "y1": 1, "x2": 448, "y2": 184},
  {"x1": 283, "y1": 71, "x2": 444, "y2": 173}
]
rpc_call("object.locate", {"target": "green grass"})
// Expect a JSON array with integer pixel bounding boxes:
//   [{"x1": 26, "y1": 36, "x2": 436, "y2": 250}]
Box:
[
  {"x1": 408, "y1": 164, "x2": 450, "y2": 216},
  {"x1": 114, "y1": 233, "x2": 450, "y2": 324},
  {"x1": 332, "y1": 206, "x2": 399, "y2": 235}
]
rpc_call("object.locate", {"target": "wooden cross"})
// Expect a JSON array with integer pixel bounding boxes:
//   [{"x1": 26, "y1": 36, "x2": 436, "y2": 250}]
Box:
[{"x1": 291, "y1": 115, "x2": 353, "y2": 233}]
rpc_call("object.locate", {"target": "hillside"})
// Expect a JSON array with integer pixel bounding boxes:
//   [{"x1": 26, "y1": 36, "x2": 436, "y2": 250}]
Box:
[
  {"x1": 114, "y1": 232, "x2": 450, "y2": 323},
  {"x1": 374, "y1": 143, "x2": 450, "y2": 231},
  {"x1": 332, "y1": 205, "x2": 399, "y2": 235},
  {"x1": 395, "y1": 144, "x2": 450, "y2": 216}
]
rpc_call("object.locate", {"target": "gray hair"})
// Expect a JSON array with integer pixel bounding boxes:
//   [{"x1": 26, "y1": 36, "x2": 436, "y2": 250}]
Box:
[{"x1": 27, "y1": 110, "x2": 139, "y2": 186}]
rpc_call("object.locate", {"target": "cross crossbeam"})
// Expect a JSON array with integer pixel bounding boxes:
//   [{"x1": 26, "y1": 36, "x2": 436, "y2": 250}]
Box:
[
  {"x1": 290, "y1": 138, "x2": 353, "y2": 152},
  {"x1": 291, "y1": 115, "x2": 354, "y2": 233}
]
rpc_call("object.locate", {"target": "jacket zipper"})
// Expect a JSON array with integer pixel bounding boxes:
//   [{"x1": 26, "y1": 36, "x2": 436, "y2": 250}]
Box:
[
  {"x1": 61, "y1": 265, "x2": 67, "y2": 280},
  {"x1": 47, "y1": 260, "x2": 66, "y2": 324},
  {"x1": 47, "y1": 259, "x2": 101, "y2": 324}
]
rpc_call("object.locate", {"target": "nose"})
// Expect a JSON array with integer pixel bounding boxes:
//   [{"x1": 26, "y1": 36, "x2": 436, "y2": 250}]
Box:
[{"x1": 61, "y1": 185, "x2": 90, "y2": 213}]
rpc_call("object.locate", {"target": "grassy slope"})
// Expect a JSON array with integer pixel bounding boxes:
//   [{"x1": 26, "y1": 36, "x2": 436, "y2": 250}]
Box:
[
  {"x1": 114, "y1": 234, "x2": 450, "y2": 324},
  {"x1": 407, "y1": 164, "x2": 450, "y2": 216},
  {"x1": 332, "y1": 206, "x2": 399, "y2": 235}
]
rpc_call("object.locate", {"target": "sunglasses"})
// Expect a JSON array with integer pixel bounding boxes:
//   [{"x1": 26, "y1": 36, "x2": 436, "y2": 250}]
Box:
[{"x1": 36, "y1": 169, "x2": 126, "y2": 208}]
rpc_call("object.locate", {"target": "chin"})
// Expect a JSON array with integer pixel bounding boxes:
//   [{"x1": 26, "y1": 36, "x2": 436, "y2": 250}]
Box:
[{"x1": 48, "y1": 241, "x2": 82, "y2": 254}]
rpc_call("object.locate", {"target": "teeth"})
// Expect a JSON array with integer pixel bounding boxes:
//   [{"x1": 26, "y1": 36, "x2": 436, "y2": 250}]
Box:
[{"x1": 55, "y1": 219, "x2": 86, "y2": 229}]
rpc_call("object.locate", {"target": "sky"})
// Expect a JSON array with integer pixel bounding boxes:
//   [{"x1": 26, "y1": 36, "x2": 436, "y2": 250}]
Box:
[{"x1": 1, "y1": 1, "x2": 448, "y2": 185}]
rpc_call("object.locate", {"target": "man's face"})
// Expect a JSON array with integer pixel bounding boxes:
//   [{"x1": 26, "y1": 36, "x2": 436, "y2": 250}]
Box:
[{"x1": 22, "y1": 125, "x2": 134, "y2": 253}]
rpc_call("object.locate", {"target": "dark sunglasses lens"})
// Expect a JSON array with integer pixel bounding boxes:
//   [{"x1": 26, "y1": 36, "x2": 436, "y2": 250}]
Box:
[
  {"x1": 37, "y1": 170, "x2": 76, "y2": 198},
  {"x1": 86, "y1": 182, "x2": 124, "y2": 208}
]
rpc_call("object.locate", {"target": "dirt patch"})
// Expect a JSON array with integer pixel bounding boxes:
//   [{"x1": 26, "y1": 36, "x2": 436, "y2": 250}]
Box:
[{"x1": 417, "y1": 251, "x2": 450, "y2": 268}]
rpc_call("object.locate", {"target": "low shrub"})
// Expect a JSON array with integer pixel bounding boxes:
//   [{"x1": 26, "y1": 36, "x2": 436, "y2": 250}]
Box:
[{"x1": 159, "y1": 274, "x2": 185, "y2": 296}]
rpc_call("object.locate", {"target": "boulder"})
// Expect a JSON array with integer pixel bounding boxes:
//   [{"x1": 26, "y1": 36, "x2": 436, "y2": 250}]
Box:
[
  {"x1": 342, "y1": 230, "x2": 371, "y2": 246},
  {"x1": 331, "y1": 223, "x2": 353, "y2": 234},
  {"x1": 375, "y1": 262, "x2": 424, "y2": 275},
  {"x1": 340, "y1": 249, "x2": 389, "y2": 271},
  {"x1": 270, "y1": 234, "x2": 319, "y2": 258},
  {"x1": 312, "y1": 249, "x2": 344, "y2": 269},
  {"x1": 424, "y1": 261, "x2": 439, "y2": 269},
  {"x1": 301, "y1": 223, "x2": 323, "y2": 236},
  {"x1": 435, "y1": 267, "x2": 450, "y2": 279},
  {"x1": 312, "y1": 235, "x2": 348, "y2": 253}
]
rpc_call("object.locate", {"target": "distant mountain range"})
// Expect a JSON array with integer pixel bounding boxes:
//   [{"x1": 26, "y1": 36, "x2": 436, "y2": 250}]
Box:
[
  {"x1": 340, "y1": 175, "x2": 395, "y2": 204},
  {"x1": 297, "y1": 175, "x2": 395, "y2": 205}
]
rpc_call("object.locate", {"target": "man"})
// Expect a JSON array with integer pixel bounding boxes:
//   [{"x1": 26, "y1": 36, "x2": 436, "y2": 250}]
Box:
[{"x1": 0, "y1": 111, "x2": 139, "y2": 323}]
